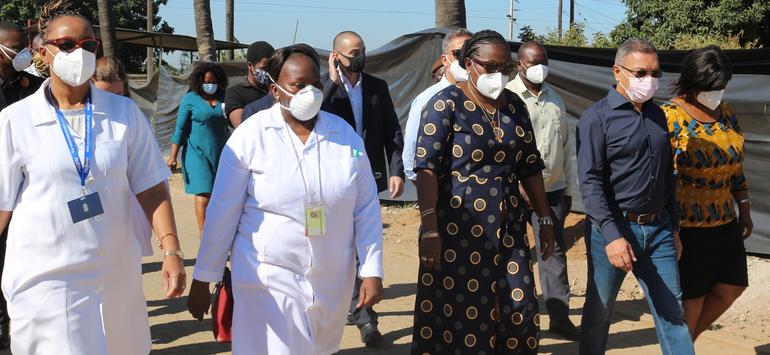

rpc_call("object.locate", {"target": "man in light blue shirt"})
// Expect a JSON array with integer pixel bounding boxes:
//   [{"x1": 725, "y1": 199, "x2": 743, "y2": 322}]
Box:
[{"x1": 402, "y1": 28, "x2": 472, "y2": 181}]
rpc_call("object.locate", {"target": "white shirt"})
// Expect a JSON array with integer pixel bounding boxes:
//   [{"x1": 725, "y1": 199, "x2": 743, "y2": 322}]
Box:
[
  {"x1": 0, "y1": 80, "x2": 170, "y2": 355},
  {"x1": 192, "y1": 104, "x2": 383, "y2": 354},
  {"x1": 402, "y1": 77, "x2": 451, "y2": 181},
  {"x1": 506, "y1": 75, "x2": 577, "y2": 195},
  {"x1": 340, "y1": 70, "x2": 364, "y2": 137}
]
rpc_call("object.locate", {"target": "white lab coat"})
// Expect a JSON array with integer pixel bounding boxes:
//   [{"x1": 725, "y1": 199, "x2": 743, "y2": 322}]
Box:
[
  {"x1": 0, "y1": 80, "x2": 170, "y2": 355},
  {"x1": 193, "y1": 104, "x2": 384, "y2": 355}
]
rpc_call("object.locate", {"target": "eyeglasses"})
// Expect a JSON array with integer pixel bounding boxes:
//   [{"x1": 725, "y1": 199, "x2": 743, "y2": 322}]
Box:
[
  {"x1": 45, "y1": 37, "x2": 100, "y2": 54},
  {"x1": 451, "y1": 49, "x2": 462, "y2": 59},
  {"x1": 619, "y1": 65, "x2": 663, "y2": 78},
  {"x1": 470, "y1": 57, "x2": 516, "y2": 75}
]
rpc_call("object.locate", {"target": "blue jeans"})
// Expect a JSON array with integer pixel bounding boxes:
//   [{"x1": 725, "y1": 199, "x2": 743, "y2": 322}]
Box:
[{"x1": 579, "y1": 215, "x2": 694, "y2": 355}]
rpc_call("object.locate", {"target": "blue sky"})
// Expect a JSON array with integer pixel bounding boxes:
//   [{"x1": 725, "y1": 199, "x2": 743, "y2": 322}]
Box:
[{"x1": 158, "y1": 0, "x2": 627, "y2": 67}]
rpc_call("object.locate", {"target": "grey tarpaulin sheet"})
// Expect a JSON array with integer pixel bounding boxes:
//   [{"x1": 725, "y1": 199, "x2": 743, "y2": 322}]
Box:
[{"x1": 129, "y1": 28, "x2": 770, "y2": 255}]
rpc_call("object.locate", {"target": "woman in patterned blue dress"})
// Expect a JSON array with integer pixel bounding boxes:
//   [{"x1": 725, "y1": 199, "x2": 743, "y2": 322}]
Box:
[{"x1": 411, "y1": 30, "x2": 556, "y2": 355}]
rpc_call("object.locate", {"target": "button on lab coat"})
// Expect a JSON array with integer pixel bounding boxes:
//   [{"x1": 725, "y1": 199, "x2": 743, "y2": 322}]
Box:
[
  {"x1": 193, "y1": 104, "x2": 384, "y2": 355},
  {"x1": 0, "y1": 80, "x2": 171, "y2": 355}
]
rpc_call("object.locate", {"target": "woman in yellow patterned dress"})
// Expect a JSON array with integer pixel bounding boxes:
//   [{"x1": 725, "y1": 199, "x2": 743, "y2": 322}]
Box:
[
  {"x1": 410, "y1": 30, "x2": 556, "y2": 354},
  {"x1": 663, "y1": 45, "x2": 752, "y2": 342}
]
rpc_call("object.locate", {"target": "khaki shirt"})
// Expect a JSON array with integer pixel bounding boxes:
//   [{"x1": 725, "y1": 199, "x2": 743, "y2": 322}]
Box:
[{"x1": 506, "y1": 74, "x2": 576, "y2": 195}]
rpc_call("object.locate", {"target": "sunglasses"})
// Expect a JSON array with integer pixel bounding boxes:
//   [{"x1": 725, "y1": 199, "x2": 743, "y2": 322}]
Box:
[
  {"x1": 619, "y1": 65, "x2": 663, "y2": 79},
  {"x1": 451, "y1": 49, "x2": 462, "y2": 59},
  {"x1": 470, "y1": 57, "x2": 516, "y2": 75},
  {"x1": 45, "y1": 37, "x2": 100, "y2": 54}
]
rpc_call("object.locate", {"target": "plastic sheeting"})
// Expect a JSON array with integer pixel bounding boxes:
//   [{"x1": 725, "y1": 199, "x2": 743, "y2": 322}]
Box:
[{"x1": 129, "y1": 28, "x2": 770, "y2": 255}]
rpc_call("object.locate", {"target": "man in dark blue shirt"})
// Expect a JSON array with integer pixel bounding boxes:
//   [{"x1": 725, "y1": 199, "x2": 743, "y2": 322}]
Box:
[{"x1": 576, "y1": 39, "x2": 694, "y2": 355}]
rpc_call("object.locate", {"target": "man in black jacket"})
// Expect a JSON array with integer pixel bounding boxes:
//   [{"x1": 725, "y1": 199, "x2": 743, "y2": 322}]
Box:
[{"x1": 323, "y1": 31, "x2": 404, "y2": 346}]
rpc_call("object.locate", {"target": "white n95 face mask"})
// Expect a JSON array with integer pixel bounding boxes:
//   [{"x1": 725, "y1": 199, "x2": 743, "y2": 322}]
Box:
[
  {"x1": 471, "y1": 63, "x2": 508, "y2": 99},
  {"x1": 51, "y1": 47, "x2": 96, "y2": 87},
  {"x1": 696, "y1": 89, "x2": 725, "y2": 111},
  {"x1": 276, "y1": 84, "x2": 324, "y2": 121},
  {"x1": 449, "y1": 60, "x2": 468, "y2": 82},
  {"x1": 522, "y1": 63, "x2": 548, "y2": 84}
]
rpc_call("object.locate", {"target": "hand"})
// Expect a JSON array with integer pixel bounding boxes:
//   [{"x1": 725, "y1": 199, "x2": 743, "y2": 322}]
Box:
[
  {"x1": 166, "y1": 157, "x2": 177, "y2": 170},
  {"x1": 564, "y1": 196, "x2": 572, "y2": 215},
  {"x1": 605, "y1": 237, "x2": 637, "y2": 272},
  {"x1": 328, "y1": 51, "x2": 340, "y2": 84},
  {"x1": 187, "y1": 279, "x2": 212, "y2": 322},
  {"x1": 356, "y1": 277, "x2": 384, "y2": 308},
  {"x1": 739, "y1": 211, "x2": 753, "y2": 240},
  {"x1": 539, "y1": 225, "x2": 555, "y2": 260},
  {"x1": 161, "y1": 255, "x2": 187, "y2": 298},
  {"x1": 674, "y1": 231, "x2": 683, "y2": 261},
  {"x1": 419, "y1": 231, "x2": 442, "y2": 271},
  {"x1": 519, "y1": 184, "x2": 533, "y2": 210},
  {"x1": 389, "y1": 176, "x2": 404, "y2": 199}
]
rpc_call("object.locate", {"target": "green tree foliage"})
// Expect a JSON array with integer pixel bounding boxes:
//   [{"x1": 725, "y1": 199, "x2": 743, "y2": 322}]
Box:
[
  {"x1": 518, "y1": 25, "x2": 544, "y2": 43},
  {"x1": 0, "y1": 0, "x2": 173, "y2": 72},
  {"x1": 613, "y1": 0, "x2": 769, "y2": 48},
  {"x1": 542, "y1": 23, "x2": 589, "y2": 47}
]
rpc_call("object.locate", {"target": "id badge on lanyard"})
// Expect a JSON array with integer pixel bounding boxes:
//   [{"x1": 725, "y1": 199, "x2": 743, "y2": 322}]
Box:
[
  {"x1": 305, "y1": 201, "x2": 326, "y2": 238},
  {"x1": 52, "y1": 89, "x2": 104, "y2": 224}
]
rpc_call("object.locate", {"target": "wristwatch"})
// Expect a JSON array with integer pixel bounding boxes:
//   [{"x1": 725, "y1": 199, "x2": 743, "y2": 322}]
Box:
[
  {"x1": 163, "y1": 249, "x2": 185, "y2": 259},
  {"x1": 538, "y1": 216, "x2": 554, "y2": 226}
]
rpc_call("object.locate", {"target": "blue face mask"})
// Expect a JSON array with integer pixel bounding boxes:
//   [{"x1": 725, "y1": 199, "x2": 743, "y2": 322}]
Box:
[{"x1": 202, "y1": 83, "x2": 218, "y2": 95}]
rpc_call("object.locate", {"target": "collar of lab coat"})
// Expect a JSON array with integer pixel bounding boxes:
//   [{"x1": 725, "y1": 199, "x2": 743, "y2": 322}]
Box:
[
  {"x1": 262, "y1": 103, "x2": 341, "y2": 137},
  {"x1": 31, "y1": 79, "x2": 109, "y2": 126}
]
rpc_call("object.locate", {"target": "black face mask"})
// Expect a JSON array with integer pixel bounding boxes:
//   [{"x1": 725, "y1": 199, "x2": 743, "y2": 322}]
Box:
[{"x1": 336, "y1": 52, "x2": 365, "y2": 73}]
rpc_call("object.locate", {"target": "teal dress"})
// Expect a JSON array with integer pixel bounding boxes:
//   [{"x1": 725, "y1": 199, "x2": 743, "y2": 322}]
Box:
[{"x1": 171, "y1": 92, "x2": 227, "y2": 194}]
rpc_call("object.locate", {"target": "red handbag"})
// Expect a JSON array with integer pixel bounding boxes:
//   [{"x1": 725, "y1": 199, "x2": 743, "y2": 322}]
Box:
[{"x1": 211, "y1": 267, "x2": 234, "y2": 343}]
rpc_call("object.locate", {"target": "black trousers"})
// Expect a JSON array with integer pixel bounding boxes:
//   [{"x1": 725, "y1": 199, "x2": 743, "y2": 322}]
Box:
[{"x1": 349, "y1": 260, "x2": 378, "y2": 327}]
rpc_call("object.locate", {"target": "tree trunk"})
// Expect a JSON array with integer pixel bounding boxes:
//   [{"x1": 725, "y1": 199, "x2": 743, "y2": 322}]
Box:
[
  {"x1": 97, "y1": 0, "x2": 117, "y2": 57},
  {"x1": 224, "y1": 0, "x2": 234, "y2": 61},
  {"x1": 194, "y1": 0, "x2": 217, "y2": 62},
  {"x1": 435, "y1": 0, "x2": 466, "y2": 29}
]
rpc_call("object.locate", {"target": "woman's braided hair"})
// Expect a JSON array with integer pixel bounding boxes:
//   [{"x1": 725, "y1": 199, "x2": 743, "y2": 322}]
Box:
[
  {"x1": 458, "y1": 29, "x2": 508, "y2": 69},
  {"x1": 38, "y1": 0, "x2": 91, "y2": 40}
]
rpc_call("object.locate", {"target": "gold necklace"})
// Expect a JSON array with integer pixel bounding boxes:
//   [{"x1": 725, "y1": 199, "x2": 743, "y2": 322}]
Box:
[{"x1": 468, "y1": 87, "x2": 503, "y2": 142}]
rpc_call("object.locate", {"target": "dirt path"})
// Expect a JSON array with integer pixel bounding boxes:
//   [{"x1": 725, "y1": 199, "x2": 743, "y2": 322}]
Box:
[{"x1": 91, "y1": 175, "x2": 770, "y2": 354}]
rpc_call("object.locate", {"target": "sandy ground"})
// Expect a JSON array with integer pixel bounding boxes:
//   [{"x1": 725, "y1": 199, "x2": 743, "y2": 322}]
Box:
[{"x1": 7, "y1": 173, "x2": 766, "y2": 354}]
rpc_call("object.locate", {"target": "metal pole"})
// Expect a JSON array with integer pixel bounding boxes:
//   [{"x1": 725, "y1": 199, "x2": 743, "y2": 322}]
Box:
[
  {"x1": 557, "y1": 0, "x2": 563, "y2": 39},
  {"x1": 569, "y1": 0, "x2": 575, "y2": 27},
  {"x1": 292, "y1": 18, "x2": 299, "y2": 44},
  {"x1": 146, "y1": 0, "x2": 154, "y2": 80},
  {"x1": 507, "y1": 0, "x2": 514, "y2": 41}
]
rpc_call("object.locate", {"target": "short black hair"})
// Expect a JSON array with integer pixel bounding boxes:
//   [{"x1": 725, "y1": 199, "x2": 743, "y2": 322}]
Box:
[
  {"x1": 246, "y1": 41, "x2": 275, "y2": 65},
  {"x1": 459, "y1": 29, "x2": 507, "y2": 69},
  {"x1": 332, "y1": 31, "x2": 362, "y2": 50},
  {"x1": 674, "y1": 45, "x2": 732, "y2": 102},
  {"x1": 267, "y1": 44, "x2": 320, "y2": 82},
  {"x1": 189, "y1": 61, "x2": 228, "y2": 97}
]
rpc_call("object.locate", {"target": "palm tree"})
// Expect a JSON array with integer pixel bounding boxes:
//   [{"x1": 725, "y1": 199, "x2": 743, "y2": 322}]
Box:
[
  {"x1": 97, "y1": 0, "x2": 117, "y2": 57},
  {"x1": 194, "y1": 0, "x2": 216, "y2": 62},
  {"x1": 435, "y1": 0, "x2": 466, "y2": 29}
]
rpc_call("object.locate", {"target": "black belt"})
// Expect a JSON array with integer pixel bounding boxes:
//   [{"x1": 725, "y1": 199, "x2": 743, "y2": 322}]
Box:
[{"x1": 624, "y1": 212, "x2": 661, "y2": 225}]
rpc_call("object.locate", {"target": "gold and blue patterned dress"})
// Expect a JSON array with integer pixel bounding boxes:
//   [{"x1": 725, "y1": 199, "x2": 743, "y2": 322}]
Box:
[{"x1": 411, "y1": 85, "x2": 545, "y2": 355}]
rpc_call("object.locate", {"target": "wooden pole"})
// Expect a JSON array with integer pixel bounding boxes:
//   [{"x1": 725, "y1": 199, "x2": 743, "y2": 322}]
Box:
[
  {"x1": 146, "y1": 0, "x2": 154, "y2": 79},
  {"x1": 225, "y1": 0, "x2": 234, "y2": 60},
  {"x1": 557, "y1": 0, "x2": 563, "y2": 39}
]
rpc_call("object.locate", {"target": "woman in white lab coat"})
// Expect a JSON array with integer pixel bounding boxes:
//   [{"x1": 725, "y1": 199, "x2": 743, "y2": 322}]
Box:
[
  {"x1": 187, "y1": 45, "x2": 385, "y2": 355},
  {"x1": 0, "y1": 3, "x2": 186, "y2": 354}
]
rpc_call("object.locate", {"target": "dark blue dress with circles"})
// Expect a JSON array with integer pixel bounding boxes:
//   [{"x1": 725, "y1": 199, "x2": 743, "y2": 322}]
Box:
[{"x1": 410, "y1": 85, "x2": 545, "y2": 355}]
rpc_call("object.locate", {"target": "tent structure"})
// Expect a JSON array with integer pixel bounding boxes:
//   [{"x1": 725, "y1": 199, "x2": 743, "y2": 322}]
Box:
[
  {"x1": 128, "y1": 28, "x2": 770, "y2": 255},
  {"x1": 90, "y1": 25, "x2": 248, "y2": 52}
]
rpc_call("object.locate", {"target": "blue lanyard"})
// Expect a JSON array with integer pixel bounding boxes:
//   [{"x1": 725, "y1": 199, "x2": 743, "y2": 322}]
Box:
[{"x1": 52, "y1": 90, "x2": 93, "y2": 194}]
